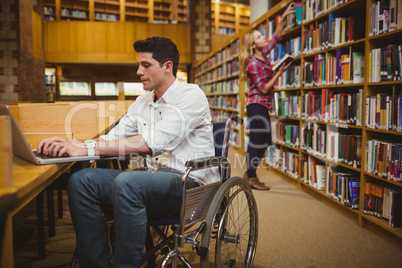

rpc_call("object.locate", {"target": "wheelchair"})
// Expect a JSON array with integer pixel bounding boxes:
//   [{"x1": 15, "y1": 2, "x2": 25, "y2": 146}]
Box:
[{"x1": 71, "y1": 114, "x2": 259, "y2": 268}]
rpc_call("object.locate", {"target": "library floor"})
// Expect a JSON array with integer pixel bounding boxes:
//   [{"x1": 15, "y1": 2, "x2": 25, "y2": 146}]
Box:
[{"x1": 13, "y1": 150, "x2": 402, "y2": 268}]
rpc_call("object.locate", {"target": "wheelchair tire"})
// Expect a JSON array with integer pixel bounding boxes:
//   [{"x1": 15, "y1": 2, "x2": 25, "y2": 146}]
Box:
[{"x1": 200, "y1": 176, "x2": 258, "y2": 268}]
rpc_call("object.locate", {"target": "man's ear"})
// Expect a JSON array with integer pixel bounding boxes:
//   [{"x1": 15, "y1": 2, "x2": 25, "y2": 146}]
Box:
[{"x1": 164, "y1": 61, "x2": 174, "y2": 73}]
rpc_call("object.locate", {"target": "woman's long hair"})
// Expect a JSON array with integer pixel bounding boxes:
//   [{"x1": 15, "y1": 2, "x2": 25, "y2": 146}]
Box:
[{"x1": 239, "y1": 29, "x2": 256, "y2": 81}]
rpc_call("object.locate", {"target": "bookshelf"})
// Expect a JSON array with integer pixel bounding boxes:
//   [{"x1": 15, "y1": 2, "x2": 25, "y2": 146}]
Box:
[
  {"x1": 195, "y1": 0, "x2": 402, "y2": 244},
  {"x1": 43, "y1": 0, "x2": 188, "y2": 23},
  {"x1": 60, "y1": 0, "x2": 90, "y2": 21},
  {"x1": 94, "y1": 0, "x2": 121, "y2": 21},
  {"x1": 44, "y1": 0, "x2": 57, "y2": 21},
  {"x1": 45, "y1": 67, "x2": 57, "y2": 102},
  {"x1": 211, "y1": 2, "x2": 250, "y2": 35},
  {"x1": 195, "y1": 37, "x2": 242, "y2": 148}
]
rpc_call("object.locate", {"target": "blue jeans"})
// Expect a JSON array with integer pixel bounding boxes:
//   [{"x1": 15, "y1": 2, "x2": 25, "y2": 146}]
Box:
[{"x1": 67, "y1": 168, "x2": 199, "y2": 268}]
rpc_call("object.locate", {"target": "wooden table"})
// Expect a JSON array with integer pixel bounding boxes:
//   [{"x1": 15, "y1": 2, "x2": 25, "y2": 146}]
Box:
[
  {"x1": 1, "y1": 157, "x2": 73, "y2": 268},
  {"x1": 1, "y1": 101, "x2": 132, "y2": 267}
]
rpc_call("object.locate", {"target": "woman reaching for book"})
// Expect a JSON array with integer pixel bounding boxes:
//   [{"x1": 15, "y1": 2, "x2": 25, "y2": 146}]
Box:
[{"x1": 239, "y1": 3, "x2": 295, "y2": 190}]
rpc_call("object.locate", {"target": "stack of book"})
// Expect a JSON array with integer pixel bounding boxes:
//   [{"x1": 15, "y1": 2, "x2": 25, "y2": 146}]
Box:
[{"x1": 364, "y1": 183, "x2": 402, "y2": 227}]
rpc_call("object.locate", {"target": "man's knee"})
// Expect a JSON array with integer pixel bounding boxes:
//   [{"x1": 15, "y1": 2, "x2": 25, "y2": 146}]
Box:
[
  {"x1": 67, "y1": 168, "x2": 101, "y2": 195},
  {"x1": 112, "y1": 171, "x2": 143, "y2": 195}
]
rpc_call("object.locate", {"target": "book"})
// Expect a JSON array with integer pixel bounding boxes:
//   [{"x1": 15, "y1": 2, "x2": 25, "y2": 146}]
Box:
[
  {"x1": 352, "y1": 52, "x2": 365, "y2": 83},
  {"x1": 390, "y1": 191, "x2": 402, "y2": 227},
  {"x1": 364, "y1": 183, "x2": 373, "y2": 215},
  {"x1": 349, "y1": 179, "x2": 360, "y2": 209},
  {"x1": 272, "y1": 54, "x2": 294, "y2": 72},
  {"x1": 316, "y1": 164, "x2": 325, "y2": 190}
]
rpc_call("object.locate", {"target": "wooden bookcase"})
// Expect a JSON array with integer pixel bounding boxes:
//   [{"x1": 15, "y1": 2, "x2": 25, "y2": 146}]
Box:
[
  {"x1": 45, "y1": 67, "x2": 57, "y2": 102},
  {"x1": 43, "y1": 0, "x2": 188, "y2": 23},
  {"x1": 60, "y1": 0, "x2": 90, "y2": 21},
  {"x1": 195, "y1": 37, "x2": 242, "y2": 149},
  {"x1": 195, "y1": 0, "x2": 402, "y2": 245},
  {"x1": 211, "y1": 2, "x2": 250, "y2": 35}
]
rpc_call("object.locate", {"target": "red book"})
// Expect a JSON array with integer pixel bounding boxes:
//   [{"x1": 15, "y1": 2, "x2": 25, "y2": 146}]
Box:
[
  {"x1": 276, "y1": 15, "x2": 281, "y2": 28},
  {"x1": 322, "y1": 88, "x2": 326, "y2": 121},
  {"x1": 348, "y1": 16, "x2": 354, "y2": 42}
]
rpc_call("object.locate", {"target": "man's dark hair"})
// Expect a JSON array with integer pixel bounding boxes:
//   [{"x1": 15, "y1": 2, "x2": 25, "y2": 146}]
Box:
[{"x1": 133, "y1": 36, "x2": 180, "y2": 77}]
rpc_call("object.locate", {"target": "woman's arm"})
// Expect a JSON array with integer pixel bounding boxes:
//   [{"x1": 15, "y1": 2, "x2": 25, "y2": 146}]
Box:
[
  {"x1": 261, "y1": 59, "x2": 293, "y2": 95},
  {"x1": 274, "y1": 3, "x2": 295, "y2": 37}
]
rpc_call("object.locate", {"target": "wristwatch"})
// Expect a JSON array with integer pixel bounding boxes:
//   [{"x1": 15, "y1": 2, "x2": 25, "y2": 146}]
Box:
[{"x1": 84, "y1": 139, "x2": 96, "y2": 156}]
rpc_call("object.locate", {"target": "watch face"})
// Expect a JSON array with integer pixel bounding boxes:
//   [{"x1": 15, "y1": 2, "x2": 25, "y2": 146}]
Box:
[
  {"x1": 85, "y1": 139, "x2": 96, "y2": 147},
  {"x1": 85, "y1": 139, "x2": 95, "y2": 145}
]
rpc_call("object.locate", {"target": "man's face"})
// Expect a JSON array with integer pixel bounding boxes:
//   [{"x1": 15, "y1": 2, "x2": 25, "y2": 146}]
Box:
[{"x1": 137, "y1": 52, "x2": 165, "y2": 91}]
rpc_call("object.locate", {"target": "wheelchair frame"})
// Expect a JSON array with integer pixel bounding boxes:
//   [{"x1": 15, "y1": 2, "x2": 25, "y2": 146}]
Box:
[{"x1": 144, "y1": 114, "x2": 259, "y2": 268}]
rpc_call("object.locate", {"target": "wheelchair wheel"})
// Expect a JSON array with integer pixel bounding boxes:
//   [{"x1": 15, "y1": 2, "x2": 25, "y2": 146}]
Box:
[{"x1": 200, "y1": 176, "x2": 258, "y2": 268}]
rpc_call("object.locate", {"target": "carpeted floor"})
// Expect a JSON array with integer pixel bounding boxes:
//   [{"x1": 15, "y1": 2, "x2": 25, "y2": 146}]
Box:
[{"x1": 13, "y1": 150, "x2": 402, "y2": 267}]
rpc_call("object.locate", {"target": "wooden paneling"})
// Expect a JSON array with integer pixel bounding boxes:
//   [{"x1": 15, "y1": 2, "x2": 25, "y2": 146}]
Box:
[
  {"x1": 45, "y1": 21, "x2": 191, "y2": 63},
  {"x1": 32, "y1": 11, "x2": 42, "y2": 60},
  {"x1": 0, "y1": 116, "x2": 13, "y2": 188}
]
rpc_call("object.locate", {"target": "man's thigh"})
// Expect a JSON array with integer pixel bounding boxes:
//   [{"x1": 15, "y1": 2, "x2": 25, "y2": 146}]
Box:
[{"x1": 113, "y1": 170, "x2": 197, "y2": 220}]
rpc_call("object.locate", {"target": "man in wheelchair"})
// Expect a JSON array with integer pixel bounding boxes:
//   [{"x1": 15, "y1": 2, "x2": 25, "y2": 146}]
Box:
[{"x1": 38, "y1": 36, "x2": 220, "y2": 267}]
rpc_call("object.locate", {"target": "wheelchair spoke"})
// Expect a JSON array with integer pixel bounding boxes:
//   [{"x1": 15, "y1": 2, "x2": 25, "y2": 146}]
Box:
[{"x1": 201, "y1": 177, "x2": 258, "y2": 268}]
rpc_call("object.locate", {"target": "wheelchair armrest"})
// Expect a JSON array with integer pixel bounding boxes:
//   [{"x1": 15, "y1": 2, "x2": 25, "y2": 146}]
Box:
[{"x1": 185, "y1": 156, "x2": 229, "y2": 171}]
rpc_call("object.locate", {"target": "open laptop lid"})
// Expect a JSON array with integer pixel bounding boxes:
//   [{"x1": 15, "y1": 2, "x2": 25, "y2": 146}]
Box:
[{"x1": 0, "y1": 104, "x2": 100, "y2": 165}]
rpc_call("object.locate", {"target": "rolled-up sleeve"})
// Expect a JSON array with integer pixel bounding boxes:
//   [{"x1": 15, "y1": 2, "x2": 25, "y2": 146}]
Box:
[
  {"x1": 263, "y1": 33, "x2": 282, "y2": 59},
  {"x1": 99, "y1": 107, "x2": 139, "y2": 141}
]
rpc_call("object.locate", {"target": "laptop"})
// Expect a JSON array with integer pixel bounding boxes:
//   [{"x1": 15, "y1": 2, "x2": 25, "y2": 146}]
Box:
[{"x1": 0, "y1": 104, "x2": 100, "y2": 165}]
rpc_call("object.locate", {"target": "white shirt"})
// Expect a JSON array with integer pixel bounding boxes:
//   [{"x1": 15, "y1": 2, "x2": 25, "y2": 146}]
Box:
[{"x1": 100, "y1": 79, "x2": 219, "y2": 185}]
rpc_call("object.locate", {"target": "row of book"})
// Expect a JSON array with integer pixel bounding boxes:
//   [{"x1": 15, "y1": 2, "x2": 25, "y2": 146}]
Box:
[
  {"x1": 365, "y1": 140, "x2": 402, "y2": 182},
  {"x1": 368, "y1": 45, "x2": 402, "y2": 83},
  {"x1": 303, "y1": 49, "x2": 364, "y2": 87},
  {"x1": 364, "y1": 183, "x2": 402, "y2": 227},
  {"x1": 365, "y1": 91, "x2": 402, "y2": 131},
  {"x1": 94, "y1": 12, "x2": 119, "y2": 22},
  {"x1": 301, "y1": 89, "x2": 364, "y2": 126},
  {"x1": 326, "y1": 132, "x2": 362, "y2": 168},
  {"x1": 44, "y1": 6, "x2": 55, "y2": 15},
  {"x1": 202, "y1": 79, "x2": 239, "y2": 95},
  {"x1": 264, "y1": 2, "x2": 302, "y2": 42},
  {"x1": 265, "y1": 146, "x2": 299, "y2": 179},
  {"x1": 197, "y1": 39, "x2": 240, "y2": 75},
  {"x1": 325, "y1": 166, "x2": 360, "y2": 209},
  {"x1": 275, "y1": 65, "x2": 301, "y2": 90},
  {"x1": 301, "y1": 156, "x2": 326, "y2": 190},
  {"x1": 226, "y1": 58, "x2": 240, "y2": 77},
  {"x1": 369, "y1": 0, "x2": 402, "y2": 37},
  {"x1": 229, "y1": 129, "x2": 240, "y2": 147},
  {"x1": 282, "y1": 1, "x2": 303, "y2": 32},
  {"x1": 273, "y1": 93, "x2": 300, "y2": 118},
  {"x1": 197, "y1": 61, "x2": 240, "y2": 85},
  {"x1": 271, "y1": 122, "x2": 300, "y2": 149},
  {"x1": 208, "y1": 96, "x2": 239, "y2": 111},
  {"x1": 45, "y1": 74, "x2": 56, "y2": 84},
  {"x1": 210, "y1": 110, "x2": 235, "y2": 123},
  {"x1": 216, "y1": 27, "x2": 236, "y2": 35},
  {"x1": 301, "y1": 122, "x2": 327, "y2": 157},
  {"x1": 61, "y1": 8, "x2": 88, "y2": 18},
  {"x1": 303, "y1": 0, "x2": 349, "y2": 23},
  {"x1": 271, "y1": 37, "x2": 302, "y2": 63},
  {"x1": 303, "y1": 14, "x2": 355, "y2": 54}
]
